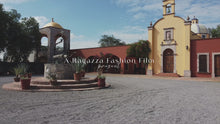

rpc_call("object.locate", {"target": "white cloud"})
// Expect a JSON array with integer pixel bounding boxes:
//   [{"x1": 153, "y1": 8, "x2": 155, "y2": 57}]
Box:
[
  {"x1": 113, "y1": 0, "x2": 220, "y2": 28},
  {"x1": 70, "y1": 33, "x2": 98, "y2": 49},
  {"x1": 133, "y1": 12, "x2": 146, "y2": 20},
  {"x1": 113, "y1": 0, "x2": 163, "y2": 22},
  {"x1": 40, "y1": 32, "x2": 98, "y2": 49},
  {"x1": 34, "y1": 16, "x2": 49, "y2": 28},
  {"x1": 205, "y1": 23, "x2": 220, "y2": 29},
  {"x1": 70, "y1": 41, "x2": 98, "y2": 49},
  {"x1": 103, "y1": 26, "x2": 147, "y2": 43},
  {"x1": 70, "y1": 33, "x2": 84, "y2": 41},
  {"x1": 0, "y1": 0, "x2": 32, "y2": 4},
  {"x1": 41, "y1": 37, "x2": 48, "y2": 46},
  {"x1": 175, "y1": 0, "x2": 220, "y2": 28},
  {"x1": 3, "y1": 5, "x2": 12, "y2": 11}
]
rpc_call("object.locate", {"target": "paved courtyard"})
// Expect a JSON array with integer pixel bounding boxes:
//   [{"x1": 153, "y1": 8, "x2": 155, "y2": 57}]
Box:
[{"x1": 1, "y1": 75, "x2": 220, "y2": 124}]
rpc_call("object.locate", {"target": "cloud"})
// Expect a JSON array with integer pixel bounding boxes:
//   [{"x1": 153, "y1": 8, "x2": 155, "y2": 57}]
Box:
[
  {"x1": 3, "y1": 5, "x2": 12, "y2": 11},
  {"x1": 70, "y1": 41, "x2": 99, "y2": 49},
  {"x1": 133, "y1": 12, "x2": 146, "y2": 20},
  {"x1": 113, "y1": 0, "x2": 220, "y2": 28},
  {"x1": 41, "y1": 37, "x2": 48, "y2": 46},
  {"x1": 34, "y1": 16, "x2": 49, "y2": 28},
  {"x1": 103, "y1": 26, "x2": 147, "y2": 43},
  {"x1": 70, "y1": 33, "x2": 84, "y2": 41},
  {"x1": 113, "y1": 0, "x2": 162, "y2": 22},
  {"x1": 40, "y1": 32, "x2": 98, "y2": 49},
  {"x1": 175, "y1": 0, "x2": 220, "y2": 28},
  {"x1": 0, "y1": 0, "x2": 32, "y2": 4},
  {"x1": 70, "y1": 33, "x2": 98, "y2": 49}
]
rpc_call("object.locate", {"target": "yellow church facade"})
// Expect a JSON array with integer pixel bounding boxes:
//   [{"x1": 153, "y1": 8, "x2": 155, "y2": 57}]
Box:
[{"x1": 147, "y1": 0, "x2": 192, "y2": 77}]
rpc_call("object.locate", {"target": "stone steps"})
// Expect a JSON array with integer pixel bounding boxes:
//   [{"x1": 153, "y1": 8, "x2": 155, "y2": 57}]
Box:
[
  {"x1": 3, "y1": 77, "x2": 110, "y2": 92},
  {"x1": 155, "y1": 73, "x2": 181, "y2": 77},
  {"x1": 31, "y1": 82, "x2": 98, "y2": 89},
  {"x1": 13, "y1": 78, "x2": 98, "y2": 89},
  {"x1": 31, "y1": 78, "x2": 96, "y2": 85},
  {"x1": 3, "y1": 82, "x2": 110, "y2": 92}
]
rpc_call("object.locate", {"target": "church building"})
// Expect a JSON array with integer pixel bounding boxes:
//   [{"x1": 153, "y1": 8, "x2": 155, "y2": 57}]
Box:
[
  {"x1": 147, "y1": 0, "x2": 220, "y2": 78},
  {"x1": 39, "y1": 0, "x2": 220, "y2": 78}
]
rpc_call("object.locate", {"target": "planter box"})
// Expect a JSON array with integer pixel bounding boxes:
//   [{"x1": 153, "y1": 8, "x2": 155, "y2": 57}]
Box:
[
  {"x1": 98, "y1": 78, "x2": 106, "y2": 88},
  {"x1": 20, "y1": 79, "x2": 31, "y2": 90},
  {"x1": 74, "y1": 73, "x2": 81, "y2": 81}
]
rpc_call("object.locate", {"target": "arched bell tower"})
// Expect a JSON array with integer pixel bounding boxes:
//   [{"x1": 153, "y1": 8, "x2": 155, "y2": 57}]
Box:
[
  {"x1": 163, "y1": 0, "x2": 175, "y2": 16},
  {"x1": 39, "y1": 18, "x2": 70, "y2": 63}
]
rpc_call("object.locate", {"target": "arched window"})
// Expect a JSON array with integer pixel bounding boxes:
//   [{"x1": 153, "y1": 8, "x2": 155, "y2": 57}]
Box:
[
  {"x1": 166, "y1": 4, "x2": 172, "y2": 14},
  {"x1": 55, "y1": 36, "x2": 64, "y2": 55},
  {"x1": 41, "y1": 36, "x2": 48, "y2": 47}
]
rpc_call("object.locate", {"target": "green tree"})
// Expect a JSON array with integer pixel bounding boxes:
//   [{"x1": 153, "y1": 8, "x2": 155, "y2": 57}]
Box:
[
  {"x1": 209, "y1": 25, "x2": 220, "y2": 38},
  {"x1": 0, "y1": 4, "x2": 41, "y2": 62},
  {"x1": 0, "y1": 4, "x2": 10, "y2": 52},
  {"x1": 98, "y1": 35, "x2": 126, "y2": 47},
  {"x1": 4, "y1": 16, "x2": 41, "y2": 62},
  {"x1": 127, "y1": 40, "x2": 151, "y2": 63}
]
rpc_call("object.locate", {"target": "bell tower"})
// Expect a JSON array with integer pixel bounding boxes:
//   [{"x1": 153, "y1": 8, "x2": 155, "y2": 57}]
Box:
[
  {"x1": 39, "y1": 19, "x2": 70, "y2": 63},
  {"x1": 163, "y1": 0, "x2": 175, "y2": 16},
  {"x1": 191, "y1": 16, "x2": 199, "y2": 24}
]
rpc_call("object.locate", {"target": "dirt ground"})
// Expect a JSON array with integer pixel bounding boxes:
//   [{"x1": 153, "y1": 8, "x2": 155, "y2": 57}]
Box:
[{"x1": 1, "y1": 75, "x2": 220, "y2": 124}]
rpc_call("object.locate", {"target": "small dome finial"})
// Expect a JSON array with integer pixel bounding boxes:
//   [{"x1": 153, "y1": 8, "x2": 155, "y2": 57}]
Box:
[
  {"x1": 187, "y1": 16, "x2": 190, "y2": 21},
  {"x1": 52, "y1": 18, "x2": 54, "y2": 22}
]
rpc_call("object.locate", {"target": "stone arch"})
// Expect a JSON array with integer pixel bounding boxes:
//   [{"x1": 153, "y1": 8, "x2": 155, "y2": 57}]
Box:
[
  {"x1": 55, "y1": 34, "x2": 65, "y2": 55},
  {"x1": 163, "y1": 49, "x2": 174, "y2": 73},
  {"x1": 161, "y1": 45, "x2": 176, "y2": 73},
  {"x1": 86, "y1": 56, "x2": 100, "y2": 72},
  {"x1": 166, "y1": 4, "x2": 172, "y2": 14},
  {"x1": 102, "y1": 53, "x2": 121, "y2": 73},
  {"x1": 39, "y1": 26, "x2": 70, "y2": 63},
  {"x1": 41, "y1": 36, "x2": 49, "y2": 46}
]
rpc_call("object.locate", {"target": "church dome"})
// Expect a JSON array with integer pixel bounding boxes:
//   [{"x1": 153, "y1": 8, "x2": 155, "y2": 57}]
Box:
[
  {"x1": 191, "y1": 24, "x2": 209, "y2": 34},
  {"x1": 192, "y1": 17, "x2": 198, "y2": 21},
  {"x1": 191, "y1": 16, "x2": 209, "y2": 34},
  {"x1": 43, "y1": 18, "x2": 63, "y2": 29}
]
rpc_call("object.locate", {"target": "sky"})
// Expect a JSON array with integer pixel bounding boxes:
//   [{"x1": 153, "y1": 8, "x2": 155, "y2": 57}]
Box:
[{"x1": 0, "y1": 0, "x2": 220, "y2": 52}]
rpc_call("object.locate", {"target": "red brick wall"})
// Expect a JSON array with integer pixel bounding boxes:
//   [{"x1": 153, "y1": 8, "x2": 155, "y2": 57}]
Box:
[
  {"x1": 70, "y1": 45, "x2": 133, "y2": 73},
  {"x1": 70, "y1": 45, "x2": 129, "y2": 59},
  {"x1": 190, "y1": 38, "x2": 220, "y2": 77}
]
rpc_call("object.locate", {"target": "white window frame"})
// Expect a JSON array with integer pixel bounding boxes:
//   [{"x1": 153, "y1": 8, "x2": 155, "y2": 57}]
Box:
[
  {"x1": 197, "y1": 53, "x2": 209, "y2": 73},
  {"x1": 202, "y1": 34, "x2": 206, "y2": 39},
  {"x1": 164, "y1": 28, "x2": 174, "y2": 43},
  {"x1": 166, "y1": 4, "x2": 172, "y2": 14},
  {"x1": 212, "y1": 53, "x2": 220, "y2": 78}
]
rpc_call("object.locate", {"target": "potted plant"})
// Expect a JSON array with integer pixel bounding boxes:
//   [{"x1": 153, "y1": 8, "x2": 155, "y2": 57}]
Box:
[
  {"x1": 81, "y1": 70, "x2": 85, "y2": 78},
  {"x1": 19, "y1": 64, "x2": 29, "y2": 78},
  {"x1": 46, "y1": 72, "x2": 58, "y2": 86},
  {"x1": 80, "y1": 63, "x2": 86, "y2": 78},
  {"x1": 97, "y1": 75, "x2": 106, "y2": 88},
  {"x1": 74, "y1": 63, "x2": 82, "y2": 81},
  {"x1": 13, "y1": 66, "x2": 22, "y2": 82},
  {"x1": 27, "y1": 72, "x2": 32, "y2": 78},
  {"x1": 96, "y1": 66, "x2": 105, "y2": 87},
  {"x1": 18, "y1": 64, "x2": 31, "y2": 90},
  {"x1": 95, "y1": 65, "x2": 103, "y2": 81},
  {"x1": 20, "y1": 76, "x2": 31, "y2": 90},
  {"x1": 72, "y1": 58, "x2": 84, "y2": 81}
]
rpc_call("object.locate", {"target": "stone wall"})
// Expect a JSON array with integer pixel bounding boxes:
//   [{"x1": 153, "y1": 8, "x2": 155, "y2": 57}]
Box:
[{"x1": 44, "y1": 64, "x2": 74, "y2": 80}]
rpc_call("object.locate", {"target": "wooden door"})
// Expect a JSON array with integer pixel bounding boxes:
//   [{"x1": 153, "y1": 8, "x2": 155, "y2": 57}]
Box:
[
  {"x1": 163, "y1": 49, "x2": 174, "y2": 73},
  {"x1": 215, "y1": 55, "x2": 220, "y2": 76}
]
